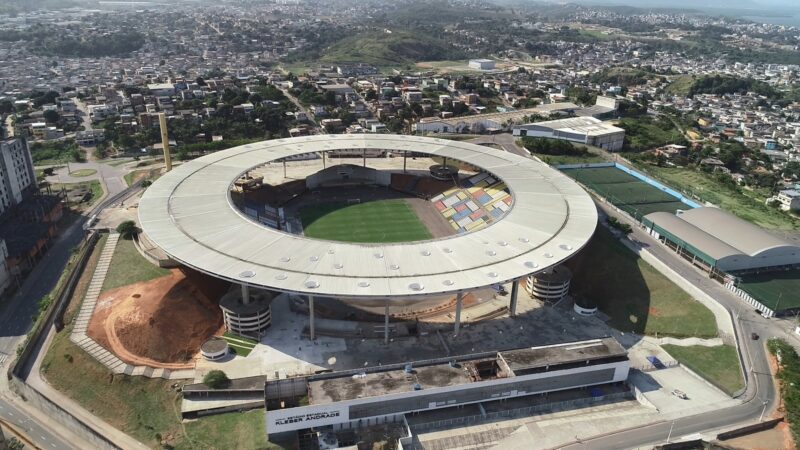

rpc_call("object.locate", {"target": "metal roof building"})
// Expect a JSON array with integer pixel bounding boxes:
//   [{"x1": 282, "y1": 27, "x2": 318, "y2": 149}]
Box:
[
  {"x1": 511, "y1": 117, "x2": 626, "y2": 151},
  {"x1": 138, "y1": 135, "x2": 598, "y2": 300},
  {"x1": 643, "y1": 208, "x2": 800, "y2": 273}
]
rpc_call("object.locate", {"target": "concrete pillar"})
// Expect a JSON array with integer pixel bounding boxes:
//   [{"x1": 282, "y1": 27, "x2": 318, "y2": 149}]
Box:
[
  {"x1": 363, "y1": 148, "x2": 366, "y2": 167},
  {"x1": 309, "y1": 296, "x2": 315, "y2": 341},
  {"x1": 510, "y1": 280, "x2": 519, "y2": 317},
  {"x1": 384, "y1": 299, "x2": 389, "y2": 344},
  {"x1": 403, "y1": 151, "x2": 407, "y2": 173},
  {"x1": 283, "y1": 160, "x2": 287, "y2": 178},
  {"x1": 241, "y1": 284, "x2": 250, "y2": 305},
  {"x1": 322, "y1": 151, "x2": 326, "y2": 169},
  {"x1": 158, "y1": 112, "x2": 172, "y2": 172},
  {"x1": 454, "y1": 292, "x2": 463, "y2": 336}
]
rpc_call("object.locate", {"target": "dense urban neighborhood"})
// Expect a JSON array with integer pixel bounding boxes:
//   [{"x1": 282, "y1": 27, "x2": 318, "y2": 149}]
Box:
[{"x1": 1, "y1": 1, "x2": 800, "y2": 449}]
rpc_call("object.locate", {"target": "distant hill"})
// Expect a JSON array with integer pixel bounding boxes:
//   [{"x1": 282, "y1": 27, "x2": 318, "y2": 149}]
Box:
[
  {"x1": 666, "y1": 74, "x2": 779, "y2": 98},
  {"x1": 320, "y1": 31, "x2": 466, "y2": 66},
  {"x1": 0, "y1": 0, "x2": 80, "y2": 14}
]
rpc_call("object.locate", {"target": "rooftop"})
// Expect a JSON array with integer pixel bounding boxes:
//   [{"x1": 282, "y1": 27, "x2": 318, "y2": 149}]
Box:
[
  {"x1": 308, "y1": 363, "x2": 472, "y2": 405},
  {"x1": 501, "y1": 338, "x2": 626, "y2": 374},
  {"x1": 139, "y1": 135, "x2": 597, "y2": 299},
  {"x1": 304, "y1": 337, "x2": 625, "y2": 405}
]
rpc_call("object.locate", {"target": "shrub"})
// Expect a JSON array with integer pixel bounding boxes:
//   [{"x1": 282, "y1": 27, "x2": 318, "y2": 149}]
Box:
[
  {"x1": 203, "y1": 370, "x2": 231, "y2": 389},
  {"x1": 116, "y1": 220, "x2": 138, "y2": 239},
  {"x1": 607, "y1": 216, "x2": 633, "y2": 235},
  {"x1": 768, "y1": 338, "x2": 800, "y2": 443}
]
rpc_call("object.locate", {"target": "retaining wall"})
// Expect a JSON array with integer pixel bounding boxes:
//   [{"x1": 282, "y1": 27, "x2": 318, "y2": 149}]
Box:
[{"x1": 10, "y1": 364, "x2": 119, "y2": 450}]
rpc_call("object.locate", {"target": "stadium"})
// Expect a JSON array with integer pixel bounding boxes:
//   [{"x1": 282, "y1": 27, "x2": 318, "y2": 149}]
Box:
[
  {"x1": 139, "y1": 134, "x2": 597, "y2": 332},
  {"x1": 137, "y1": 135, "x2": 628, "y2": 438}
]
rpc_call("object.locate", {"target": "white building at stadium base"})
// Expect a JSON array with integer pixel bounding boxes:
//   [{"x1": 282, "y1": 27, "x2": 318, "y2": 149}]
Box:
[
  {"x1": 264, "y1": 337, "x2": 629, "y2": 437},
  {"x1": 512, "y1": 116, "x2": 626, "y2": 151}
]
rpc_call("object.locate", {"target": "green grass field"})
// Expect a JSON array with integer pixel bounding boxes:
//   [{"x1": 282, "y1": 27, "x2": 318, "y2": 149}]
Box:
[
  {"x1": 102, "y1": 237, "x2": 171, "y2": 292},
  {"x1": 301, "y1": 200, "x2": 431, "y2": 243},
  {"x1": 69, "y1": 169, "x2": 97, "y2": 177},
  {"x1": 561, "y1": 166, "x2": 689, "y2": 217},
  {"x1": 223, "y1": 332, "x2": 258, "y2": 357},
  {"x1": 737, "y1": 269, "x2": 800, "y2": 311},
  {"x1": 568, "y1": 227, "x2": 718, "y2": 338},
  {"x1": 634, "y1": 165, "x2": 799, "y2": 230},
  {"x1": 662, "y1": 344, "x2": 744, "y2": 395}
]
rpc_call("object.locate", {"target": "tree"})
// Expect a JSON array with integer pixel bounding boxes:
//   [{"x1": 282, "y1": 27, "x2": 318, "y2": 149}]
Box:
[
  {"x1": 203, "y1": 370, "x2": 230, "y2": 389},
  {"x1": 43, "y1": 109, "x2": 60, "y2": 123},
  {"x1": 116, "y1": 220, "x2": 138, "y2": 239}
]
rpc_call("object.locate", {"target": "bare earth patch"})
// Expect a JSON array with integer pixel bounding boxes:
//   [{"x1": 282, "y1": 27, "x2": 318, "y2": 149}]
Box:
[{"x1": 88, "y1": 268, "x2": 228, "y2": 368}]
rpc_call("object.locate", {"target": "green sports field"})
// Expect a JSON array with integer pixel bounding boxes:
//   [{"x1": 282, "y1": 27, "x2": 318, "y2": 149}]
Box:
[
  {"x1": 300, "y1": 199, "x2": 431, "y2": 243},
  {"x1": 561, "y1": 166, "x2": 690, "y2": 218},
  {"x1": 737, "y1": 269, "x2": 800, "y2": 311}
]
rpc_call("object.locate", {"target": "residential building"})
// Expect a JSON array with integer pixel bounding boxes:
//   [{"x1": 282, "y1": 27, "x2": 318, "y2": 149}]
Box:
[
  {"x1": 0, "y1": 138, "x2": 36, "y2": 215},
  {"x1": 769, "y1": 189, "x2": 800, "y2": 211}
]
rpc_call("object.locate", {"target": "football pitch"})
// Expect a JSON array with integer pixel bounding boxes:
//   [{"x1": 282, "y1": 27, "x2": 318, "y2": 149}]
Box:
[{"x1": 300, "y1": 199, "x2": 432, "y2": 243}]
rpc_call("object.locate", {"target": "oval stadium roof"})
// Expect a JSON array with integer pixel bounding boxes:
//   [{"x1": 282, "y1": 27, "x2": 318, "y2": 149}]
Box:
[{"x1": 138, "y1": 135, "x2": 598, "y2": 299}]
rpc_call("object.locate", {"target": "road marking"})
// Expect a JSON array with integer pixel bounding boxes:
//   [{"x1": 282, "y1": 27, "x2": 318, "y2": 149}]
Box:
[{"x1": 0, "y1": 351, "x2": 7, "y2": 365}]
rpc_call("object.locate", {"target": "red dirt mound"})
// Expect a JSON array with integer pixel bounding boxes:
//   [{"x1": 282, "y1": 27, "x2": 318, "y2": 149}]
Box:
[{"x1": 88, "y1": 268, "x2": 229, "y2": 367}]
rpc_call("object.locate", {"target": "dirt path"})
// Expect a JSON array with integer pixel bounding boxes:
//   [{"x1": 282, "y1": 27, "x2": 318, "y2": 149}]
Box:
[{"x1": 407, "y1": 197, "x2": 455, "y2": 238}]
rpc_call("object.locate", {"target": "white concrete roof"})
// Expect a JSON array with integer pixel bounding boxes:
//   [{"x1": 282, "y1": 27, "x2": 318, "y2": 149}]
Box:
[{"x1": 138, "y1": 135, "x2": 597, "y2": 299}]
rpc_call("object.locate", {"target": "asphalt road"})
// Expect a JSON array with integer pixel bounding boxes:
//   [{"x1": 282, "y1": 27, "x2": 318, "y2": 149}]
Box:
[
  {"x1": 0, "y1": 399, "x2": 74, "y2": 449},
  {"x1": 0, "y1": 180, "x2": 142, "y2": 450},
  {"x1": 555, "y1": 201, "x2": 781, "y2": 449}
]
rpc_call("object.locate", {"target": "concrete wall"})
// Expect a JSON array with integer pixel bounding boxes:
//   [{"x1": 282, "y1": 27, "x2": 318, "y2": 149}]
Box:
[
  {"x1": 10, "y1": 377, "x2": 118, "y2": 450},
  {"x1": 306, "y1": 164, "x2": 390, "y2": 189}
]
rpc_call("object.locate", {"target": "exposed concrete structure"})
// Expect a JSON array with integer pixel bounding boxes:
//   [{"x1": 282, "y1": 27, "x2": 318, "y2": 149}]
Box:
[
  {"x1": 219, "y1": 287, "x2": 272, "y2": 339},
  {"x1": 526, "y1": 265, "x2": 572, "y2": 303}
]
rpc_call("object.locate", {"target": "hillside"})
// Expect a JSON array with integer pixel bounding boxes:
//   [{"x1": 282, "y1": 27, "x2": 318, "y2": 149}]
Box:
[
  {"x1": 320, "y1": 31, "x2": 466, "y2": 66},
  {"x1": 666, "y1": 74, "x2": 779, "y2": 98}
]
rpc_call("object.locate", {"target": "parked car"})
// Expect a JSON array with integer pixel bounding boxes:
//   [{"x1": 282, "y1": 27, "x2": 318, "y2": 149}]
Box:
[
  {"x1": 751, "y1": 332, "x2": 760, "y2": 340},
  {"x1": 671, "y1": 389, "x2": 688, "y2": 400}
]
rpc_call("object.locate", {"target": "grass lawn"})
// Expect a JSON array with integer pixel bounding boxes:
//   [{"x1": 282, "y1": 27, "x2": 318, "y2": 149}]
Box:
[
  {"x1": 223, "y1": 332, "x2": 258, "y2": 357},
  {"x1": 105, "y1": 158, "x2": 133, "y2": 167},
  {"x1": 634, "y1": 165, "x2": 799, "y2": 230},
  {"x1": 50, "y1": 180, "x2": 104, "y2": 208},
  {"x1": 536, "y1": 152, "x2": 607, "y2": 166},
  {"x1": 567, "y1": 227, "x2": 718, "y2": 338},
  {"x1": 662, "y1": 344, "x2": 744, "y2": 395},
  {"x1": 41, "y1": 236, "x2": 278, "y2": 449},
  {"x1": 43, "y1": 317, "x2": 274, "y2": 449},
  {"x1": 179, "y1": 410, "x2": 270, "y2": 450},
  {"x1": 665, "y1": 74, "x2": 696, "y2": 96},
  {"x1": 737, "y1": 269, "x2": 800, "y2": 312},
  {"x1": 69, "y1": 169, "x2": 97, "y2": 177},
  {"x1": 102, "y1": 237, "x2": 171, "y2": 292},
  {"x1": 300, "y1": 199, "x2": 431, "y2": 243}
]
